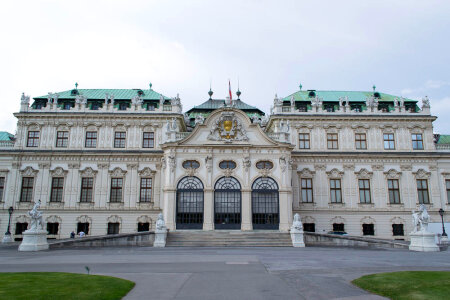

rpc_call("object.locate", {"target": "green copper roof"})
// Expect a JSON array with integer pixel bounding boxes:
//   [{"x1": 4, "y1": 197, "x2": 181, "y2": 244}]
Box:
[
  {"x1": 34, "y1": 89, "x2": 169, "y2": 101},
  {"x1": 437, "y1": 135, "x2": 450, "y2": 144},
  {"x1": 0, "y1": 131, "x2": 14, "y2": 141},
  {"x1": 282, "y1": 90, "x2": 416, "y2": 102},
  {"x1": 186, "y1": 99, "x2": 264, "y2": 115}
]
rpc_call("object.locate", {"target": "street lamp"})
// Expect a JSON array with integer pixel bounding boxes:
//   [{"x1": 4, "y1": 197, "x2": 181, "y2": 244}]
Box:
[
  {"x1": 2, "y1": 206, "x2": 14, "y2": 243},
  {"x1": 438, "y1": 208, "x2": 447, "y2": 237}
]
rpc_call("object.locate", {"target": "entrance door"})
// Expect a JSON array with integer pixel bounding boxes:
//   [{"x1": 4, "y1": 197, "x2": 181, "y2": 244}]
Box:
[
  {"x1": 176, "y1": 176, "x2": 204, "y2": 229},
  {"x1": 252, "y1": 177, "x2": 279, "y2": 230},
  {"x1": 214, "y1": 177, "x2": 241, "y2": 230}
]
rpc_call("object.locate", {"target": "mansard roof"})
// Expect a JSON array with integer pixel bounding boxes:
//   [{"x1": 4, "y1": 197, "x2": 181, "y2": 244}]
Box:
[
  {"x1": 186, "y1": 99, "x2": 264, "y2": 115},
  {"x1": 33, "y1": 88, "x2": 170, "y2": 101},
  {"x1": 0, "y1": 131, "x2": 14, "y2": 141},
  {"x1": 437, "y1": 134, "x2": 450, "y2": 144},
  {"x1": 282, "y1": 90, "x2": 417, "y2": 103}
]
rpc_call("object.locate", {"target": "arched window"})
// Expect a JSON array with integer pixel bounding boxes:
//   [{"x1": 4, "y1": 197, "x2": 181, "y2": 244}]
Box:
[
  {"x1": 214, "y1": 177, "x2": 241, "y2": 229},
  {"x1": 176, "y1": 176, "x2": 204, "y2": 229},
  {"x1": 252, "y1": 177, "x2": 279, "y2": 230}
]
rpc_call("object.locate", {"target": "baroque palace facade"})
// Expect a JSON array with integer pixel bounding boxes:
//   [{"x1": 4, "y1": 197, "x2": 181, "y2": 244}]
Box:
[{"x1": 1, "y1": 84, "x2": 449, "y2": 241}]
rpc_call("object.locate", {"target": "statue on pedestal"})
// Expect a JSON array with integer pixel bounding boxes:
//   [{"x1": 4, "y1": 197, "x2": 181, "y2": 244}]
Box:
[
  {"x1": 409, "y1": 204, "x2": 439, "y2": 252},
  {"x1": 290, "y1": 213, "x2": 305, "y2": 247},
  {"x1": 18, "y1": 199, "x2": 49, "y2": 251},
  {"x1": 154, "y1": 213, "x2": 168, "y2": 248}
]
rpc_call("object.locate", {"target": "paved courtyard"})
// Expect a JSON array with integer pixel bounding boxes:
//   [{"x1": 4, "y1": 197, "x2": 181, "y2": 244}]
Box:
[{"x1": 0, "y1": 245, "x2": 449, "y2": 300}]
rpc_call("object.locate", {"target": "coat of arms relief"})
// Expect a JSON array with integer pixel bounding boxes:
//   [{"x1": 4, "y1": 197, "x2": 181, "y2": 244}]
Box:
[{"x1": 207, "y1": 111, "x2": 249, "y2": 143}]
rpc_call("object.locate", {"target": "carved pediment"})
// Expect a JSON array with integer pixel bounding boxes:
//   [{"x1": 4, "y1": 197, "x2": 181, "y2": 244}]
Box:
[
  {"x1": 207, "y1": 111, "x2": 248, "y2": 143},
  {"x1": 414, "y1": 168, "x2": 431, "y2": 179},
  {"x1": 360, "y1": 216, "x2": 376, "y2": 224},
  {"x1": 50, "y1": 167, "x2": 68, "y2": 177},
  {"x1": 384, "y1": 169, "x2": 402, "y2": 179},
  {"x1": 326, "y1": 168, "x2": 344, "y2": 178},
  {"x1": 76, "y1": 215, "x2": 92, "y2": 223},
  {"x1": 355, "y1": 168, "x2": 373, "y2": 179},
  {"x1": 138, "y1": 167, "x2": 156, "y2": 177},
  {"x1": 298, "y1": 168, "x2": 315, "y2": 178},
  {"x1": 107, "y1": 215, "x2": 122, "y2": 223},
  {"x1": 109, "y1": 167, "x2": 127, "y2": 177},
  {"x1": 137, "y1": 215, "x2": 152, "y2": 225},
  {"x1": 20, "y1": 166, "x2": 38, "y2": 177},
  {"x1": 46, "y1": 215, "x2": 62, "y2": 223},
  {"x1": 79, "y1": 167, "x2": 98, "y2": 177}
]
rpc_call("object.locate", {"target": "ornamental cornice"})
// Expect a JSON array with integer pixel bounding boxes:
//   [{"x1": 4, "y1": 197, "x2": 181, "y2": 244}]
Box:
[
  {"x1": 413, "y1": 168, "x2": 431, "y2": 179},
  {"x1": 384, "y1": 168, "x2": 402, "y2": 179},
  {"x1": 326, "y1": 168, "x2": 344, "y2": 178},
  {"x1": 400, "y1": 164, "x2": 412, "y2": 171},
  {"x1": 109, "y1": 167, "x2": 127, "y2": 176},
  {"x1": 49, "y1": 167, "x2": 68, "y2": 177},
  {"x1": 354, "y1": 168, "x2": 373, "y2": 179},
  {"x1": 297, "y1": 168, "x2": 315, "y2": 178}
]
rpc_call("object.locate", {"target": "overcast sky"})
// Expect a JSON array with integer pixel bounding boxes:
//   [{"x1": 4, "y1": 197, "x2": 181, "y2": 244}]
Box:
[{"x1": 1, "y1": 0, "x2": 449, "y2": 133}]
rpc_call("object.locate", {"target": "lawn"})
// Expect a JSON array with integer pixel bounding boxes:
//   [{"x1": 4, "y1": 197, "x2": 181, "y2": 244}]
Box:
[
  {"x1": 0, "y1": 272, "x2": 135, "y2": 300},
  {"x1": 352, "y1": 271, "x2": 450, "y2": 300}
]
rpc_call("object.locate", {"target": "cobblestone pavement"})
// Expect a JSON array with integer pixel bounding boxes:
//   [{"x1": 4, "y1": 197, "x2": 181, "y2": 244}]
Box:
[{"x1": 0, "y1": 245, "x2": 449, "y2": 299}]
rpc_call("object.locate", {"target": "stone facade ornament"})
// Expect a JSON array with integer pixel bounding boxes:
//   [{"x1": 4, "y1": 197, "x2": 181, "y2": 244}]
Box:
[
  {"x1": 207, "y1": 111, "x2": 249, "y2": 143},
  {"x1": 242, "y1": 156, "x2": 251, "y2": 172},
  {"x1": 290, "y1": 213, "x2": 305, "y2": 247},
  {"x1": 138, "y1": 167, "x2": 155, "y2": 177},
  {"x1": 131, "y1": 95, "x2": 143, "y2": 106},
  {"x1": 205, "y1": 155, "x2": 213, "y2": 173},
  {"x1": 365, "y1": 96, "x2": 378, "y2": 112},
  {"x1": 20, "y1": 166, "x2": 38, "y2": 177},
  {"x1": 165, "y1": 118, "x2": 179, "y2": 143},
  {"x1": 18, "y1": 200, "x2": 49, "y2": 251},
  {"x1": 195, "y1": 114, "x2": 205, "y2": 125},
  {"x1": 409, "y1": 204, "x2": 439, "y2": 252},
  {"x1": 21, "y1": 93, "x2": 30, "y2": 105},
  {"x1": 154, "y1": 213, "x2": 167, "y2": 247},
  {"x1": 75, "y1": 95, "x2": 87, "y2": 105}
]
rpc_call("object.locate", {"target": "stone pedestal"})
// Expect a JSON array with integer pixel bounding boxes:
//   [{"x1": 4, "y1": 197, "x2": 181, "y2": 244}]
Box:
[
  {"x1": 153, "y1": 229, "x2": 167, "y2": 248},
  {"x1": 290, "y1": 229, "x2": 305, "y2": 247},
  {"x1": 2, "y1": 234, "x2": 13, "y2": 244},
  {"x1": 18, "y1": 230, "x2": 49, "y2": 251},
  {"x1": 409, "y1": 231, "x2": 440, "y2": 252},
  {"x1": 440, "y1": 235, "x2": 449, "y2": 245}
]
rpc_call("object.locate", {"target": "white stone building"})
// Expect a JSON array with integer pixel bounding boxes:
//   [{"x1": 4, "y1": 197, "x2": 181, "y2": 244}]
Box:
[{"x1": 0, "y1": 84, "x2": 449, "y2": 241}]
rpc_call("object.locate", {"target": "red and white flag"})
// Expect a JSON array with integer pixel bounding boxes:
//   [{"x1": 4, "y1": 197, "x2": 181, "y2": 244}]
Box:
[{"x1": 228, "y1": 80, "x2": 232, "y2": 104}]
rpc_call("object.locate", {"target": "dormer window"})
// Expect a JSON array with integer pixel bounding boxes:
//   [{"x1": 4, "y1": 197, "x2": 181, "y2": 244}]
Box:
[
  {"x1": 308, "y1": 90, "x2": 316, "y2": 98},
  {"x1": 70, "y1": 89, "x2": 79, "y2": 96},
  {"x1": 63, "y1": 103, "x2": 71, "y2": 110},
  {"x1": 373, "y1": 92, "x2": 381, "y2": 98},
  {"x1": 91, "y1": 103, "x2": 99, "y2": 110},
  {"x1": 119, "y1": 103, "x2": 128, "y2": 111}
]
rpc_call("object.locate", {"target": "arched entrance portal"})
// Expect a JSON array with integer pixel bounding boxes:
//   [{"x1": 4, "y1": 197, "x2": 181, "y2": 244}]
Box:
[
  {"x1": 176, "y1": 176, "x2": 204, "y2": 229},
  {"x1": 214, "y1": 177, "x2": 241, "y2": 230},
  {"x1": 252, "y1": 177, "x2": 279, "y2": 230}
]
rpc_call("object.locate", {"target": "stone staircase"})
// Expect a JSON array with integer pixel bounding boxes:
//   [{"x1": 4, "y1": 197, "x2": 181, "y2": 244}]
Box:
[{"x1": 166, "y1": 230, "x2": 292, "y2": 247}]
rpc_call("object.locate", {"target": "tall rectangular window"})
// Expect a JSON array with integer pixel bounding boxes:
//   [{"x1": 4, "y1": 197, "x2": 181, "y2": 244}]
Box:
[
  {"x1": 388, "y1": 179, "x2": 401, "y2": 204},
  {"x1": 85, "y1": 131, "x2": 97, "y2": 148},
  {"x1": 412, "y1": 134, "x2": 424, "y2": 150},
  {"x1": 77, "y1": 223, "x2": 89, "y2": 235},
  {"x1": 143, "y1": 132, "x2": 155, "y2": 148},
  {"x1": 383, "y1": 133, "x2": 395, "y2": 149},
  {"x1": 333, "y1": 223, "x2": 345, "y2": 232},
  {"x1": 327, "y1": 133, "x2": 338, "y2": 149},
  {"x1": 140, "y1": 178, "x2": 152, "y2": 202},
  {"x1": 301, "y1": 178, "x2": 313, "y2": 203},
  {"x1": 330, "y1": 179, "x2": 342, "y2": 203},
  {"x1": 47, "y1": 223, "x2": 59, "y2": 235},
  {"x1": 355, "y1": 133, "x2": 367, "y2": 150},
  {"x1": 114, "y1": 132, "x2": 126, "y2": 148},
  {"x1": 15, "y1": 223, "x2": 28, "y2": 235},
  {"x1": 0, "y1": 177, "x2": 4, "y2": 202},
  {"x1": 20, "y1": 177, "x2": 34, "y2": 202},
  {"x1": 392, "y1": 224, "x2": 404, "y2": 236},
  {"x1": 358, "y1": 179, "x2": 371, "y2": 203},
  {"x1": 50, "y1": 177, "x2": 64, "y2": 202},
  {"x1": 417, "y1": 179, "x2": 430, "y2": 204},
  {"x1": 363, "y1": 224, "x2": 374, "y2": 235},
  {"x1": 27, "y1": 131, "x2": 39, "y2": 147},
  {"x1": 56, "y1": 131, "x2": 69, "y2": 148},
  {"x1": 80, "y1": 177, "x2": 94, "y2": 202},
  {"x1": 107, "y1": 222, "x2": 120, "y2": 234},
  {"x1": 446, "y1": 180, "x2": 450, "y2": 203},
  {"x1": 110, "y1": 178, "x2": 123, "y2": 202},
  {"x1": 298, "y1": 133, "x2": 310, "y2": 149}
]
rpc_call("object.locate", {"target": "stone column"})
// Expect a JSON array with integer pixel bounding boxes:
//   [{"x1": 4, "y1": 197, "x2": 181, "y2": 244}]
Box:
[
  {"x1": 279, "y1": 189, "x2": 292, "y2": 232},
  {"x1": 163, "y1": 188, "x2": 176, "y2": 230},
  {"x1": 241, "y1": 189, "x2": 252, "y2": 231},
  {"x1": 203, "y1": 188, "x2": 214, "y2": 230}
]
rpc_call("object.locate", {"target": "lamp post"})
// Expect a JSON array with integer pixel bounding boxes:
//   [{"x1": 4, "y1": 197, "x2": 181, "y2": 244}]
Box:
[
  {"x1": 2, "y1": 206, "x2": 14, "y2": 243},
  {"x1": 438, "y1": 209, "x2": 447, "y2": 237}
]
